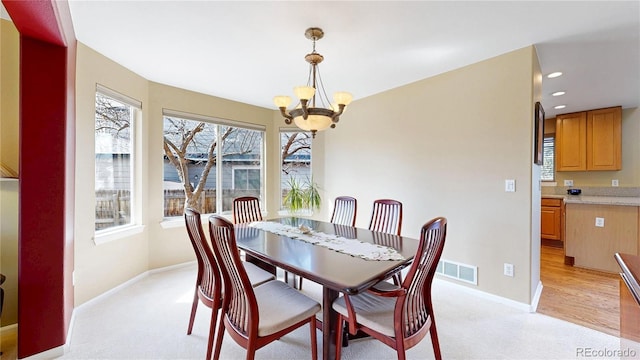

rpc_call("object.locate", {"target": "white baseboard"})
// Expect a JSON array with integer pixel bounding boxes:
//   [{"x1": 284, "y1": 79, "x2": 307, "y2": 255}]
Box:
[
  {"x1": 74, "y1": 260, "x2": 195, "y2": 313},
  {"x1": 148, "y1": 260, "x2": 196, "y2": 275},
  {"x1": 434, "y1": 277, "x2": 535, "y2": 312},
  {"x1": 530, "y1": 280, "x2": 544, "y2": 312}
]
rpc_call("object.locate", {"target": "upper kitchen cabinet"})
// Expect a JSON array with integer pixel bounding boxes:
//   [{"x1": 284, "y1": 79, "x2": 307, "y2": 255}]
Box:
[{"x1": 556, "y1": 106, "x2": 622, "y2": 171}]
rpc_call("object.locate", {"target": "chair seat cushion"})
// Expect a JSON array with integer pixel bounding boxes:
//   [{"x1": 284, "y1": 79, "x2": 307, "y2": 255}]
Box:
[
  {"x1": 243, "y1": 261, "x2": 275, "y2": 287},
  {"x1": 254, "y1": 280, "x2": 321, "y2": 336},
  {"x1": 332, "y1": 291, "x2": 396, "y2": 337},
  {"x1": 370, "y1": 280, "x2": 400, "y2": 292}
]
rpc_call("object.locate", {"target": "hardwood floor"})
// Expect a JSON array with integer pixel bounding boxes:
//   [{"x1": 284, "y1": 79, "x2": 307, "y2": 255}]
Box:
[
  {"x1": 538, "y1": 245, "x2": 620, "y2": 337},
  {"x1": 0, "y1": 326, "x2": 18, "y2": 360}
]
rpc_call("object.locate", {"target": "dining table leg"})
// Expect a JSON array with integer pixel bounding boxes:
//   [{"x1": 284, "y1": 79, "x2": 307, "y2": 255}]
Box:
[{"x1": 322, "y1": 286, "x2": 339, "y2": 360}]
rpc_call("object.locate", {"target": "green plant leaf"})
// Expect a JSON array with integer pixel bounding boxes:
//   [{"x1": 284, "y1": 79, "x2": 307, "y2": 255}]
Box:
[{"x1": 282, "y1": 176, "x2": 322, "y2": 213}]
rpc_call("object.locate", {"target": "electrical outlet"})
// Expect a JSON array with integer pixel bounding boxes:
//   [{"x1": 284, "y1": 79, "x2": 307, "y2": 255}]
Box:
[
  {"x1": 505, "y1": 179, "x2": 516, "y2": 192},
  {"x1": 503, "y1": 263, "x2": 514, "y2": 277},
  {"x1": 564, "y1": 179, "x2": 574, "y2": 186},
  {"x1": 612, "y1": 179, "x2": 619, "y2": 187},
  {"x1": 595, "y1": 217, "x2": 605, "y2": 227}
]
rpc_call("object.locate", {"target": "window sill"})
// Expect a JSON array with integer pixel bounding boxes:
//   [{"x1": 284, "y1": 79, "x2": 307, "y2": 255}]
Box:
[
  {"x1": 160, "y1": 217, "x2": 184, "y2": 229},
  {"x1": 277, "y1": 209, "x2": 313, "y2": 217},
  {"x1": 160, "y1": 213, "x2": 234, "y2": 229},
  {"x1": 541, "y1": 181, "x2": 557, "y2": 187},
  {"x1": 94, "y1": 224, "x2": 145, "y2": 245}
]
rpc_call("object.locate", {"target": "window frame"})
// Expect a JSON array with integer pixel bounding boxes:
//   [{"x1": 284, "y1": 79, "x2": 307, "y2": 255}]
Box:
[
  {"x1": 161, "y1": 109, "x2": 265, "y2": 218},
  {"x1": 232, "y1": 165, "x2": 261, "y2": 191},
  {"x1": 279, "y1": 129, "x2": 313, "y2": 211},
  {"x1": 541, "y1": 135, "x2": 555, "y2": 182},
  {"x1": 94, "y1": 85, "x2": 143, "y2": 242}
]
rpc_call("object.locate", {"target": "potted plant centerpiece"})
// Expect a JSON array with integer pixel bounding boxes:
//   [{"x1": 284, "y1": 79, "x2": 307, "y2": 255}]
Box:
[{"x1": 282, "y1": 177, "x2": 321, "y2": 216}]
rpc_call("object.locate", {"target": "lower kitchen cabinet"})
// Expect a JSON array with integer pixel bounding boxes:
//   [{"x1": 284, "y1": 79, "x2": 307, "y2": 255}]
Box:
[
  {"x1": 565, "y1": 203, "x2": 638, "y2": 273},
  {"x1": 541, "y1": 197, "x2": 563, "y2": 242}
]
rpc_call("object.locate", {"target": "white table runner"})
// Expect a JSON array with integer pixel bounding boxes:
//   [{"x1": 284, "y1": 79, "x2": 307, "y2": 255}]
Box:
[{"x1": 249, "y1": 221, "x2": 404, "y2": 261}]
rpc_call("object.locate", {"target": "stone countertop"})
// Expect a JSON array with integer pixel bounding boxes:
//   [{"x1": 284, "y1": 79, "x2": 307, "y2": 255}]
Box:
[{"x1": 545, "y1": 195, "x2": 640, "y2": 206}]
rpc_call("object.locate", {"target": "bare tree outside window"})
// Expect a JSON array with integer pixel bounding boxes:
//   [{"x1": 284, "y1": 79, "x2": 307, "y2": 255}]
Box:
[
  {"x1": 163, "y1": 116, "x2": 263, "y2": 215},
  {"x1": 280, "y1": 131, "x2": 312, "y2": 207},
  {"x1": 94, "y1": 93, "x2": 134, "y2": 230}
]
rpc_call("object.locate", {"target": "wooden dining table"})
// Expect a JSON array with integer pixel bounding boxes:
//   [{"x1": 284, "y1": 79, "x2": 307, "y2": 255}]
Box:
[{"x1": 234, "y1": 217, "x2": 418, "y2": 360}]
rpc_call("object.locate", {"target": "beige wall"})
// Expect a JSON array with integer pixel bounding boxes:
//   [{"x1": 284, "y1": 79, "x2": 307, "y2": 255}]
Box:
[
  {"x1": 553, "y1": 107, "x2": 640, "y2": 186},
  {"x1": 75, "y1": 44, "x2": 278, "y2": 303},
  {"x1": 1, "y1": 19, "x2": 19, "y2": 173},
  {"x1": 0, "y1": 18, "x2": 19, "y2": 327},
  {"x1": 320, "y1": 46, "x2": 540, "y2": 304},
  {"x1": 146, "y1": 82, "x2": 275, "y2": 269},
  {"x1": 75, "y1": 43, "x2": 151, "y2": 305},
  {"x1": 0, "y1": 180, "x2": 18, "y2": 327}
]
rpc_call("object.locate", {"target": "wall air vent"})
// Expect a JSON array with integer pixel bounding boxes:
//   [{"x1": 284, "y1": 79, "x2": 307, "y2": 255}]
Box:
[{"x1": 436, "y1": 259, "x2": 477, "y2": 285}]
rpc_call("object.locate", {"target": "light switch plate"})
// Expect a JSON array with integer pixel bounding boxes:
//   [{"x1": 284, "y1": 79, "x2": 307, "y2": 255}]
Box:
[
  {"x1": 595, "y1": 217, "x2": 605, "y2": 227},
  {"x1": 505, "y1": 179, "x2": 516, "y2": 192},
  {"x1": 504, "y1": 263, "x2": 514, "y2": 277},
  {"x1": 564, "y1": 180, "x2": 574, "y2": 186}
]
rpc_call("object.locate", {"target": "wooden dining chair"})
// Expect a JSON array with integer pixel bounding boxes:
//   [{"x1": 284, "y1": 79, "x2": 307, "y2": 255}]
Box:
[
  {"x1": 369, "y1": 199, "x2": 404, "y2": 284},
  {"x1": 368, "y1": 199, "x2": 403, "y2": 235},
  {"x1": 332, "y1": 217, "x2": 447, "y2": 360},
  {"x1": 184, "y1": 208, "x2": 274, "y2": 360},
  {"x1": 330, "y1": 196, "x2": 357, "y2": 227},
  {"x1": 232, "y1": 196, "x2": 263, "y2": 224},
  {"x1": 208, "y1": 215, "x2": 321, "y2": 360}
]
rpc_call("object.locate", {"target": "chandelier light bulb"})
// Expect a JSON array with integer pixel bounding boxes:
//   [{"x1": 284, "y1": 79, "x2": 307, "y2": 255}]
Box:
[
  {"x1": 294, "y1": 86, "x2": 315, "y2": 101},
  {"x1": 273, "y1": 96, "x2": 292, "y2": 108},
  {"x1": 333, "y1": 92, "x2": 353, "y2": 106}
]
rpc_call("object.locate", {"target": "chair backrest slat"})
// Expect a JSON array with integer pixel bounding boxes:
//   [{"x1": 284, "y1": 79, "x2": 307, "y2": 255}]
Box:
[
  {"x1": 330, "y1": 196, "x2": 357, "y2": 227},
  {"x1": 371, "y1": 230, "x2": 402, "y2": 250},
  {"x1": 209, "y1": 215, "x2": 259, "y2": 337},
  {"x1": 397, "y1": 217, "x2": 447, "y2": 338},
  {"x1": 233, "y1": 196, "x2": 263, "y2": 224},
  {"x1": 184, "y1": 208, "x2": 221, "y2": 301},
  {"x1": 368, "y1": 199, "x2": 403, "y2": 235}
]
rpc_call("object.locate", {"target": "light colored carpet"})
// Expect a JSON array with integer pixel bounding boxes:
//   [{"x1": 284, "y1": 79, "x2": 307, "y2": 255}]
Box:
[{"x1": 57, "y1": 263, "x2": 640, "y2": 360}]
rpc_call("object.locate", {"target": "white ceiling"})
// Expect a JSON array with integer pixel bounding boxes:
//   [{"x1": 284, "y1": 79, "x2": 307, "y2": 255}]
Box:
[{"x1": 7, "y1": 1, "x2": 640, "y2": 119}]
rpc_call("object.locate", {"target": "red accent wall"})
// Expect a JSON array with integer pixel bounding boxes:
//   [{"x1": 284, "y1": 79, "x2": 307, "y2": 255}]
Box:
[{"x1": 2, "y1": 0, "x2": 76, "y2": 357}]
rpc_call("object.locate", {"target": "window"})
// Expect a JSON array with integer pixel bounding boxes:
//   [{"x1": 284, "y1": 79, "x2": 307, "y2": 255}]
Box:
[
  {"x1": 162, "y1": 110, "x2": 264, "y2": 217},
  {"x1": 280, "y1": 130, "x2": 312, "y2": 208},
  {"x1": 94, "y1": 87, "x2": 141, "y2": 231},
  {"x1": 233, "y1": 167, "x2": 261, "y2": 190},
  {"x1": 541, "y1": 136, "x2": 555, "y2": 181}
]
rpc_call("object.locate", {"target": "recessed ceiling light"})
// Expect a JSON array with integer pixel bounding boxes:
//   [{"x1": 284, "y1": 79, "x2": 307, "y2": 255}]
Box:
[
  {"x1": 554, "y1": 105, "x2": 566, "y2": 109},
  {"x1": 547, "y1": 72, "x2": 563, "y2": 78},
  {"x1": 552, "y1": 91, "x2": 566, "y2": 96}
]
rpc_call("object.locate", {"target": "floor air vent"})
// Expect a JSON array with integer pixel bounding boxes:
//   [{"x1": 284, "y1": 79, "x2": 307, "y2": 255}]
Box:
[{"x1": 436, "y1": 259, "x2": 477, "y2": 285}]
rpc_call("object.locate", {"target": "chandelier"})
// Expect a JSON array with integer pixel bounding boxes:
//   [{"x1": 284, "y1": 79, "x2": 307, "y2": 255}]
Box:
[{"x1": 273, "y1": 27, "x2": 353, "y2": 138}]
